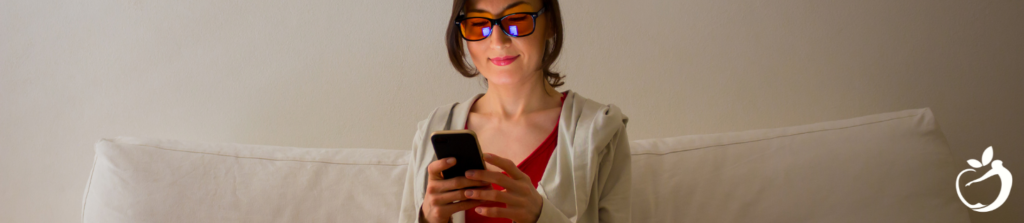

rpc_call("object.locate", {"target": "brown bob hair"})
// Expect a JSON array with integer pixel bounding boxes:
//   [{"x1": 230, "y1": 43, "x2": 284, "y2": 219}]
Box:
[{"x1": 445, "y1": 0, "x2": 566, "y2": 87}]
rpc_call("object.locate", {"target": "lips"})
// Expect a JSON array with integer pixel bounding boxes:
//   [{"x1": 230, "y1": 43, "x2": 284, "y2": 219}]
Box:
[{"x1": 489, "y1": 55, "x2": 520, "y2": 66}]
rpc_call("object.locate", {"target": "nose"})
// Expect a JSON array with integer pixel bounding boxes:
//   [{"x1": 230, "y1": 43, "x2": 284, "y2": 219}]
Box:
[{"x1": 489, "y1": 24, "x2": 512, "y2": 50}]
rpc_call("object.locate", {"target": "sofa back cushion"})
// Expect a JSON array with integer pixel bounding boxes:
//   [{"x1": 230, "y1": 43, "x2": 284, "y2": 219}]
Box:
[
  {"x1": 82, "y1": 137, "x2": 409, "y2": 223},
  {"x1": 83, "y1": 108, "x2": 972, "y2": 223},
  {"x1": 628, "y1": 108, "x2": 971, "y2": 223}
]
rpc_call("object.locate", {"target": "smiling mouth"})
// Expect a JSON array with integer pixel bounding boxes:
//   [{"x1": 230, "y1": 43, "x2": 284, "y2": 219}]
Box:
[{"x1": 489, "y1": 55, "x2": 520, "y2": 66}]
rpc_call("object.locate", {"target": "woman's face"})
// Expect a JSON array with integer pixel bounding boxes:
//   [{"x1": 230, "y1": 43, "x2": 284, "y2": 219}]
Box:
[{"x1": 464, "y1": 0, "x2": 551, "y2": 86}]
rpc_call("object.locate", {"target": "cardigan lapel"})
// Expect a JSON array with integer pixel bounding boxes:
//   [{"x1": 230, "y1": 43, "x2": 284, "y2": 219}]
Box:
[
  {"x1": 450, "y1": 93, "x2": 481, "y2": 131},
  {"x1": 538, "y1": 89, "x2": 586, "y2": 221}
]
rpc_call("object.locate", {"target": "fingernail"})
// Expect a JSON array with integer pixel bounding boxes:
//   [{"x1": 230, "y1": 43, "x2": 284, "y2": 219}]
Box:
[
  {"x1": 484, "y1": 153, "x2": 492, "y2": 159},
  {"x1": 475, "y1": 207, "x2": 483, "y2": 213},
  {"x1": 446, "y1": 158, "x2": 455, "y2": 164},
  {"x1": 465, "y1": 190, "x2": 474, "y2": 197},
  {"x1": 465, "y1": 170, "x2": 475, "y2": 177}
]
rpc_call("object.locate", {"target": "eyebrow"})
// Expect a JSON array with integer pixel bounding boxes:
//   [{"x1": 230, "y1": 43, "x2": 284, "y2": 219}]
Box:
[{"x1": 467, "y1": 1, "x2": 531, "y2": 15}]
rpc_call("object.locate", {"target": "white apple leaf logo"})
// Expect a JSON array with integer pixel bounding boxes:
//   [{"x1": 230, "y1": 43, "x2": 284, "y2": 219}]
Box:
[
  {"x1": 967, "y1": 146, "x2": 994, "y2": 168},
  {"x1": 967, "y1": 159, "x2": 982, "y2": 168},
  {"x1": 981, "y1": 146, "x2": 993, "y2": 166},
  {"x1": 957, "y1": 146, "x2": 1012, "y2": 212}
]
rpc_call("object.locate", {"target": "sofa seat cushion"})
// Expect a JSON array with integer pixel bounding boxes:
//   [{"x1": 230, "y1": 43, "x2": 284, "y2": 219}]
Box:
[
  {"x1": 628, "y1": 108, "x2": 971, "y2": 223},
  {"x1": 82, "y1": 137, "x2": 410, "y2": 223}
]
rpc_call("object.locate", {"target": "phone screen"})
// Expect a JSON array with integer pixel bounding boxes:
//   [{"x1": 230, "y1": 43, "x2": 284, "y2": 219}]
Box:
[{"x1": 430, "y1": 130, "x2": 487, "y2": 179}]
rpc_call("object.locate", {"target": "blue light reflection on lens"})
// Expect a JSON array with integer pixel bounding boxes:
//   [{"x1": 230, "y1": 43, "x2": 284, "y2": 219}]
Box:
[
  {"x1": 509, "y1": 26, "x2": 518, "y2": 36},
  {"x1": 482, "y1": 27, "x2": 491, "y2": 37}
]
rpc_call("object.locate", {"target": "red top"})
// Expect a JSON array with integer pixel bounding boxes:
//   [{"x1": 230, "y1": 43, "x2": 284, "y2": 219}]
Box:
[{"x1": 464, "y1": 92, "x2": 567, "y2": 223}]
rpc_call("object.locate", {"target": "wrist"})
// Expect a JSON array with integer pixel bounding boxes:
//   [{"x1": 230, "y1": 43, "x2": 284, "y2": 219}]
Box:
[
  {"x1": 524, "y1": 198, "x2": 543, "y2": 223},
  {"x1": 420, "y1": 205, "x2": 447, "y2": 223}
]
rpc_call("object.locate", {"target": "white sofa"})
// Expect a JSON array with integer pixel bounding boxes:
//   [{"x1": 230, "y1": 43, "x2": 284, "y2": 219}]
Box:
[{"x1": 81, "y1": 108, "x2": 972, "y2": 222}]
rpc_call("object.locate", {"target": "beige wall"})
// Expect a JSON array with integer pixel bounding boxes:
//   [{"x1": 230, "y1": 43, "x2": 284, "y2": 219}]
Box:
[{"x1": 2, "y1": 0, "x2": 1021, "y2": 222}]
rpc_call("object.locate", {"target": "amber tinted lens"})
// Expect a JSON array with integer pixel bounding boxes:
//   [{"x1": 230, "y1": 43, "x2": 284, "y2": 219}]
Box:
[
  {"x1": 501, "y1": 14, "x2": 535, "y2": 37},
  {"x1": 460, "y1": 18, "x2": 493, "y2": 41}
]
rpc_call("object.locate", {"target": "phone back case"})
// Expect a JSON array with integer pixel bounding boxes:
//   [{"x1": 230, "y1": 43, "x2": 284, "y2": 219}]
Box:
[{"x1": 430, "y1": 131, "x2": 486, "y2": 179}]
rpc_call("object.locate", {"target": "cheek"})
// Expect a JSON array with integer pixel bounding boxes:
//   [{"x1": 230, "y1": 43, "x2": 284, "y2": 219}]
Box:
[
  {"x1": 517, "y1": 38, "x2": 547, "y2": 66},
  {"x1": 465, "y1": 42, "x2": 489, "y2": 64}
]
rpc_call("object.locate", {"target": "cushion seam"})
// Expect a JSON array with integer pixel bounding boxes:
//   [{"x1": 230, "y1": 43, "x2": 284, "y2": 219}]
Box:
[
  {"x1": 632, "y1": 113, "x2": 918, "y2": 156},
  {"x1": 121, "y1": 143, "x2": 409, "y2": 166}
]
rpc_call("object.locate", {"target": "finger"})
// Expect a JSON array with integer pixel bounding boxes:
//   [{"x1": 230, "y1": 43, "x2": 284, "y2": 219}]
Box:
[
  {"x1": 451, "y1": 177, "x2": 492, "y2": 190},
  {"x1": 427, "y1": 200, "x2": 484, "y2": 220},
  {"x1": 482, "y1": 153, "x2": 530, "y2": 181},
  {"x1": 438, "y1": 199, "x2": 485, "y2": 215},
  {"x1": 431, "y1": 177, "x2": 490, "y2": 193},
  {"x1": 474, "y1": 206, "x2": 520, "y2": 220},
  {"x1": 465, "y1": 169, "x2": 529, "y2": 192},
  {"x1": 431, "y1": 189, "x2": 470, "y2": 205},
  {"x1": 464, "y1": 188, "x2": 524, "y2": 205},
  {"x1": 427, "y1": 158, "x2": 457, "y2": 180}
]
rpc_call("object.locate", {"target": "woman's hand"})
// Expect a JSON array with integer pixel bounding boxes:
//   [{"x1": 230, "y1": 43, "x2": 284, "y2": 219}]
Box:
[
  {"x1": 422, "y1": 157, "x2": 491, "y2": 223},
  {"x1": 463, "y1": 153, "x2": 544, "y2": 223}
]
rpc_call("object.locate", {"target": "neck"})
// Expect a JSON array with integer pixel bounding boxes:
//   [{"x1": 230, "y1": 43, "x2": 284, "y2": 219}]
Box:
[{"x1": 477, "y1": 72, "x2": 562, "y2": 120}]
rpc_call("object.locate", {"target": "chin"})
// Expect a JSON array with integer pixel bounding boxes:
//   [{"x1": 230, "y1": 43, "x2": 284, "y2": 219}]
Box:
[{"x1": 482, "y1": 67, "x2": 534, "y2": 83}]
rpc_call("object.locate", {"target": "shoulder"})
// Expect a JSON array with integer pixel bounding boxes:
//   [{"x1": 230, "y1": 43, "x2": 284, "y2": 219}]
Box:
[
  {"x1": 563, "y1": 91, "x2": 630, "y2": 157},
  {"x1": 569, "y1": 92, "x2": 629, "y2": 132}
]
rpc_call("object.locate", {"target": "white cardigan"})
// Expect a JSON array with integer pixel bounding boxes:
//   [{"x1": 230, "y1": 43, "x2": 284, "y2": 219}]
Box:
[{"x1": 398, "y1": 90, "x2": 632, "y2": 223}]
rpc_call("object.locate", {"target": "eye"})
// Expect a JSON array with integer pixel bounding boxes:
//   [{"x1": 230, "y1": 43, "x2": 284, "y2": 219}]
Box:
[
  {"x1": 505, "y1": 14, "x2": 528, "y2": 22},
  {"x1": 470, "y1": 21, "x2": 489, "y2": 27}
]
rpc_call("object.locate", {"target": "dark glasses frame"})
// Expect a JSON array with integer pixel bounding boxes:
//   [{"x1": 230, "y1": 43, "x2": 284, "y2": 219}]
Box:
[{"x1": 455, "y1": 7, "x2": 546, "y2": 41}]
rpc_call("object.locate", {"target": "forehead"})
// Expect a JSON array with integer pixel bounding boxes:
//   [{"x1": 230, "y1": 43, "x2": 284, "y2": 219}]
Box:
[{"x1": 464, "y1": 0, "x2": 541, "y2": 16}]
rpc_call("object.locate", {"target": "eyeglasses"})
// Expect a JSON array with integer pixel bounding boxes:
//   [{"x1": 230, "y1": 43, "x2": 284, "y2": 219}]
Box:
[{"x1": 455, "y1": 7, "x2": 545, "y2": 41}]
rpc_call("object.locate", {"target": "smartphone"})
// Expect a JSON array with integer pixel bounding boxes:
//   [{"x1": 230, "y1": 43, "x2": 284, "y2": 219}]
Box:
[{"x1": 430, "y1": 130, "x2": 487, "y2": 180}]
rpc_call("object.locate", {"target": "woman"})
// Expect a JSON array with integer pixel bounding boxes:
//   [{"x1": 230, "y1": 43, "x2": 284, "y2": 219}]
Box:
[{"x1": 399, "y1": 0, "x2": 631, "y2": 222}]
